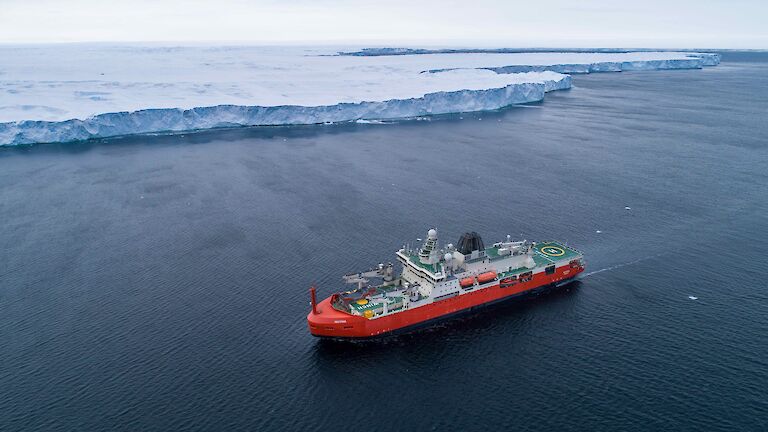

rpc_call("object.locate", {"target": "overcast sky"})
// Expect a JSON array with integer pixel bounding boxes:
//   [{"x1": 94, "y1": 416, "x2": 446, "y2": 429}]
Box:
[{"x1": 2, "y1": 0, "x2": 766, "y2": 48}]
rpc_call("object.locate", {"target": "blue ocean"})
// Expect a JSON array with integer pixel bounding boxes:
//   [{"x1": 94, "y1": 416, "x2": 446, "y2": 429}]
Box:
[{"x1": 1, "y1": 52, "x2": 766, "y2": 431}]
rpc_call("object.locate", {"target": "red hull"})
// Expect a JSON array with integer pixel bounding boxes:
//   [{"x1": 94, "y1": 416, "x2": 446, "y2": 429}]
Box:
[{"x1": 308, "y1": 264, "x2": 583, "y2": 338}]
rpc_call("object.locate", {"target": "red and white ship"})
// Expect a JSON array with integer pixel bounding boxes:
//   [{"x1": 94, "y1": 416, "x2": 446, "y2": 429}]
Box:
[{"x1": 307, "y1": 228, "x2": 584, "y2": 339}]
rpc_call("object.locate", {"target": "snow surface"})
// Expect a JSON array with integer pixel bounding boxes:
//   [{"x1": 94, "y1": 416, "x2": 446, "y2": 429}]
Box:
[{"x1": 0, "y1": 45, "x2": 719, "y2": 146}]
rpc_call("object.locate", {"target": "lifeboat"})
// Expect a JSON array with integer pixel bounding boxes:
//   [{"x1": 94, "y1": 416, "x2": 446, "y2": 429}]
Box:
[
  {"x1": 499, "y1": 276, "x2": 517, "y2": 288},
  {"x1": 459, "y1": 277, "x2": 475, "y2": 288},
  {"x1": 477, "y1": 271, "x2": 497, "y2": 284}
]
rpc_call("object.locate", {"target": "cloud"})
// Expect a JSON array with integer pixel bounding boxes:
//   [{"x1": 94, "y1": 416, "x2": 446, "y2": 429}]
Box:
[{"x1": 0, "y1": 0, "x2": 766, "y2": 48}]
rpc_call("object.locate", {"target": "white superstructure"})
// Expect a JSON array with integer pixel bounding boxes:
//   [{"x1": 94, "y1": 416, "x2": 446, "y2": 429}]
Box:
[{"x1": 336, "y1": 228, "x2": 584, "y2": 319}]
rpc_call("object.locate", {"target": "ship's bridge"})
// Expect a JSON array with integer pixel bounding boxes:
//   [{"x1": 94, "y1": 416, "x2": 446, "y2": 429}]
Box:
[{"x1": 396, "y1": 249, "x2": 447, "y2": 283}]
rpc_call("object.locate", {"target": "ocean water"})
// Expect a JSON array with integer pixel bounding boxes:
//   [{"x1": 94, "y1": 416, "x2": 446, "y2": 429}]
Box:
[{"x1": 1, "y1": 52, "x2": 767, "y2": 431}]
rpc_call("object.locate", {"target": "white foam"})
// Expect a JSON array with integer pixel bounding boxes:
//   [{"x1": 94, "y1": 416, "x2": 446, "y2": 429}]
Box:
[
  {"x1": 582, "y1": 253, "x2": 666, "y2": 278},
  {"x1": 354, "y1": 119, "x2": 389, "y2": 124}
]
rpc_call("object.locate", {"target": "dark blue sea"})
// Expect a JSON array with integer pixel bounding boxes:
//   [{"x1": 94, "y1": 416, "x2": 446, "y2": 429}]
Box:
[{"x1": 2, "y1": 52, "x2": 767, "y2": 431}]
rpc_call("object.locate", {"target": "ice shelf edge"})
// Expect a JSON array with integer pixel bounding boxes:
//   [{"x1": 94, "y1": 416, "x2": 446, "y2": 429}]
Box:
[
  {"x1": 0, "y1": 52, "x2": 720, "y2": 147},
  {"x1": 0, "y1": 77, "x2": 569, "y2": 146}
]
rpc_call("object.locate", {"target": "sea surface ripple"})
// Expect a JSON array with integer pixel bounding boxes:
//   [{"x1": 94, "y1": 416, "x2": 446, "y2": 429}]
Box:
[{"x1": 1, "y1": 52, "x2": 766, "y2": 432}]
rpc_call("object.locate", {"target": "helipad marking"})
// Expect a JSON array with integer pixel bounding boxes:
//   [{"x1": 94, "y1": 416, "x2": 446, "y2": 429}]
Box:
[{"x1": 540, "y1": 245, "x2": 565, "y2": 257}]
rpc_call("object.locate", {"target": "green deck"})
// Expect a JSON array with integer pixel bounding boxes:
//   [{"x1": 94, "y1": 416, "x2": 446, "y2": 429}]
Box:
[
  {"x1": 347, "y1": 284, "x2": 404, "y2": 313},
  {"x1": 532, "y1": 241, "x2": 582, "y2": 263},
  {"x1": 408, "y1": 255, "x2": 441, "y2": 274},
  {"x1": 495, "y1": 241, "x2": 582, "y2": 278},
  {"x1": 403, "y1": 240, "x2": 581, "y2": 275},
  {"x1": 347, "y1": 241, "x2": 582, "y2": 315}
]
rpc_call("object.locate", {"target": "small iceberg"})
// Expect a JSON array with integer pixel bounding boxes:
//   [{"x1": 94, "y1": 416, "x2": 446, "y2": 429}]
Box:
[{"x1": 688, "y1": 296, "x2": 698, "y2": 300}]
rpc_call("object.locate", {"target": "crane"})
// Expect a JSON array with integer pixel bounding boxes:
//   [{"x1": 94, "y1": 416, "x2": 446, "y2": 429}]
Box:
[{"x1": 342, "y1": 262, "x2": 395, "y2": 290}]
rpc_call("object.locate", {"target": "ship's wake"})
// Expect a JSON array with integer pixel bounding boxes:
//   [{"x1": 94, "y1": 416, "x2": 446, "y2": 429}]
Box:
[{"x1": 581, "y1": 253, "x2": 666, "y2": 278}]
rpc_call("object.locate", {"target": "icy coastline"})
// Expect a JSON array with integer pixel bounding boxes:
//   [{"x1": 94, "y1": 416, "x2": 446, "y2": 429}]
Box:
[
  {"x1": 426, "y1": 54, "x2": 721, "y2": 74},
  {"x1": 0, "y1": 75, "x2": 571, "y2": 146},
  {"x1": 341, "y1": 47, "x2": 721, "y2": 65},
  {"x1": 0, "y1": 47, "x2": 719, "y2": 146}
]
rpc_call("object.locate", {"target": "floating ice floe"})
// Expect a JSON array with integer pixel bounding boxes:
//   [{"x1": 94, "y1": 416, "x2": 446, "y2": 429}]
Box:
[
  {"x1": 354, "y1": 119, "x2": 388, "y2": 124},
  {"x1": 688, "y1": 296, "x2": 698, "y2": 300},
  {"x1": 0, "y1": 46, "x2": 720, "y2": 146}
]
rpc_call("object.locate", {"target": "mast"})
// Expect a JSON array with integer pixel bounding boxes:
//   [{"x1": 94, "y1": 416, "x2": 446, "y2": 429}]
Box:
[{"x1": 418, "y1": 228, "x2": 439, "y2": 265}]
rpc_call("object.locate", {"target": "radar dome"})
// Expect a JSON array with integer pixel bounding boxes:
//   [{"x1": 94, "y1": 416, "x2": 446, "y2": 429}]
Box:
[
  {"x1": 427, "y1": 228, "x2": 437, "y2": 239},
  {"x1": 444, "y1": 253, "x2": 453, "y2": 261}
]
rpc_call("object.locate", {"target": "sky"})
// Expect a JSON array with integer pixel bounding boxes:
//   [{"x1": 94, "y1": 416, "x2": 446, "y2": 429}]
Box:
[{"x1": 1, "y1": 0, "x2": 766, "y2": 48}]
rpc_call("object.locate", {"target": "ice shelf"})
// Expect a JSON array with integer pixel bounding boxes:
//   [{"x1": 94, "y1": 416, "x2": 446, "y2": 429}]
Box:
[{"x1": 0, "y1": 46, "x2": 719, "y2": 146}]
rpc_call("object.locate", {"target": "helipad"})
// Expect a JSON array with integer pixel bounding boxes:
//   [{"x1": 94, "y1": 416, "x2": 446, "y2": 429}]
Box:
[
  {"x1": 540, "y1": 245, "x2": 565, "y2": 256},
  {"x1": 533, "y1": 241, "x2": 582, "y2": 262}
]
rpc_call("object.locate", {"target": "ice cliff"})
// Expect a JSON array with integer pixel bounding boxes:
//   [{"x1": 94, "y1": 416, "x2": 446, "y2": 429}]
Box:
[{"x1": 0, "y1": 46, "x2": 719, "y2": 146}]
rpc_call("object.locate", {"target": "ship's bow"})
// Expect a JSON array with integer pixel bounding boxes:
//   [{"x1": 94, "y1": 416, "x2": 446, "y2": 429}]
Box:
[{"x1": 307, "y1": 297, "x2": 368, "y2": 338}]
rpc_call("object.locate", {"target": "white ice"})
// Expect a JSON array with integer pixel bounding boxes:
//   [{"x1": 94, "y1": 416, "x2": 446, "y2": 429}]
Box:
[{"x1": 0, "y1": 45, "x2": 719, "y2": 145}]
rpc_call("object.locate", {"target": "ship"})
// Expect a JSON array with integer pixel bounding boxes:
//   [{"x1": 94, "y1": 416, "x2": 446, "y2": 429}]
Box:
[{"x1": 307, "y1": 228, "x2": 585, "y2": 339}]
